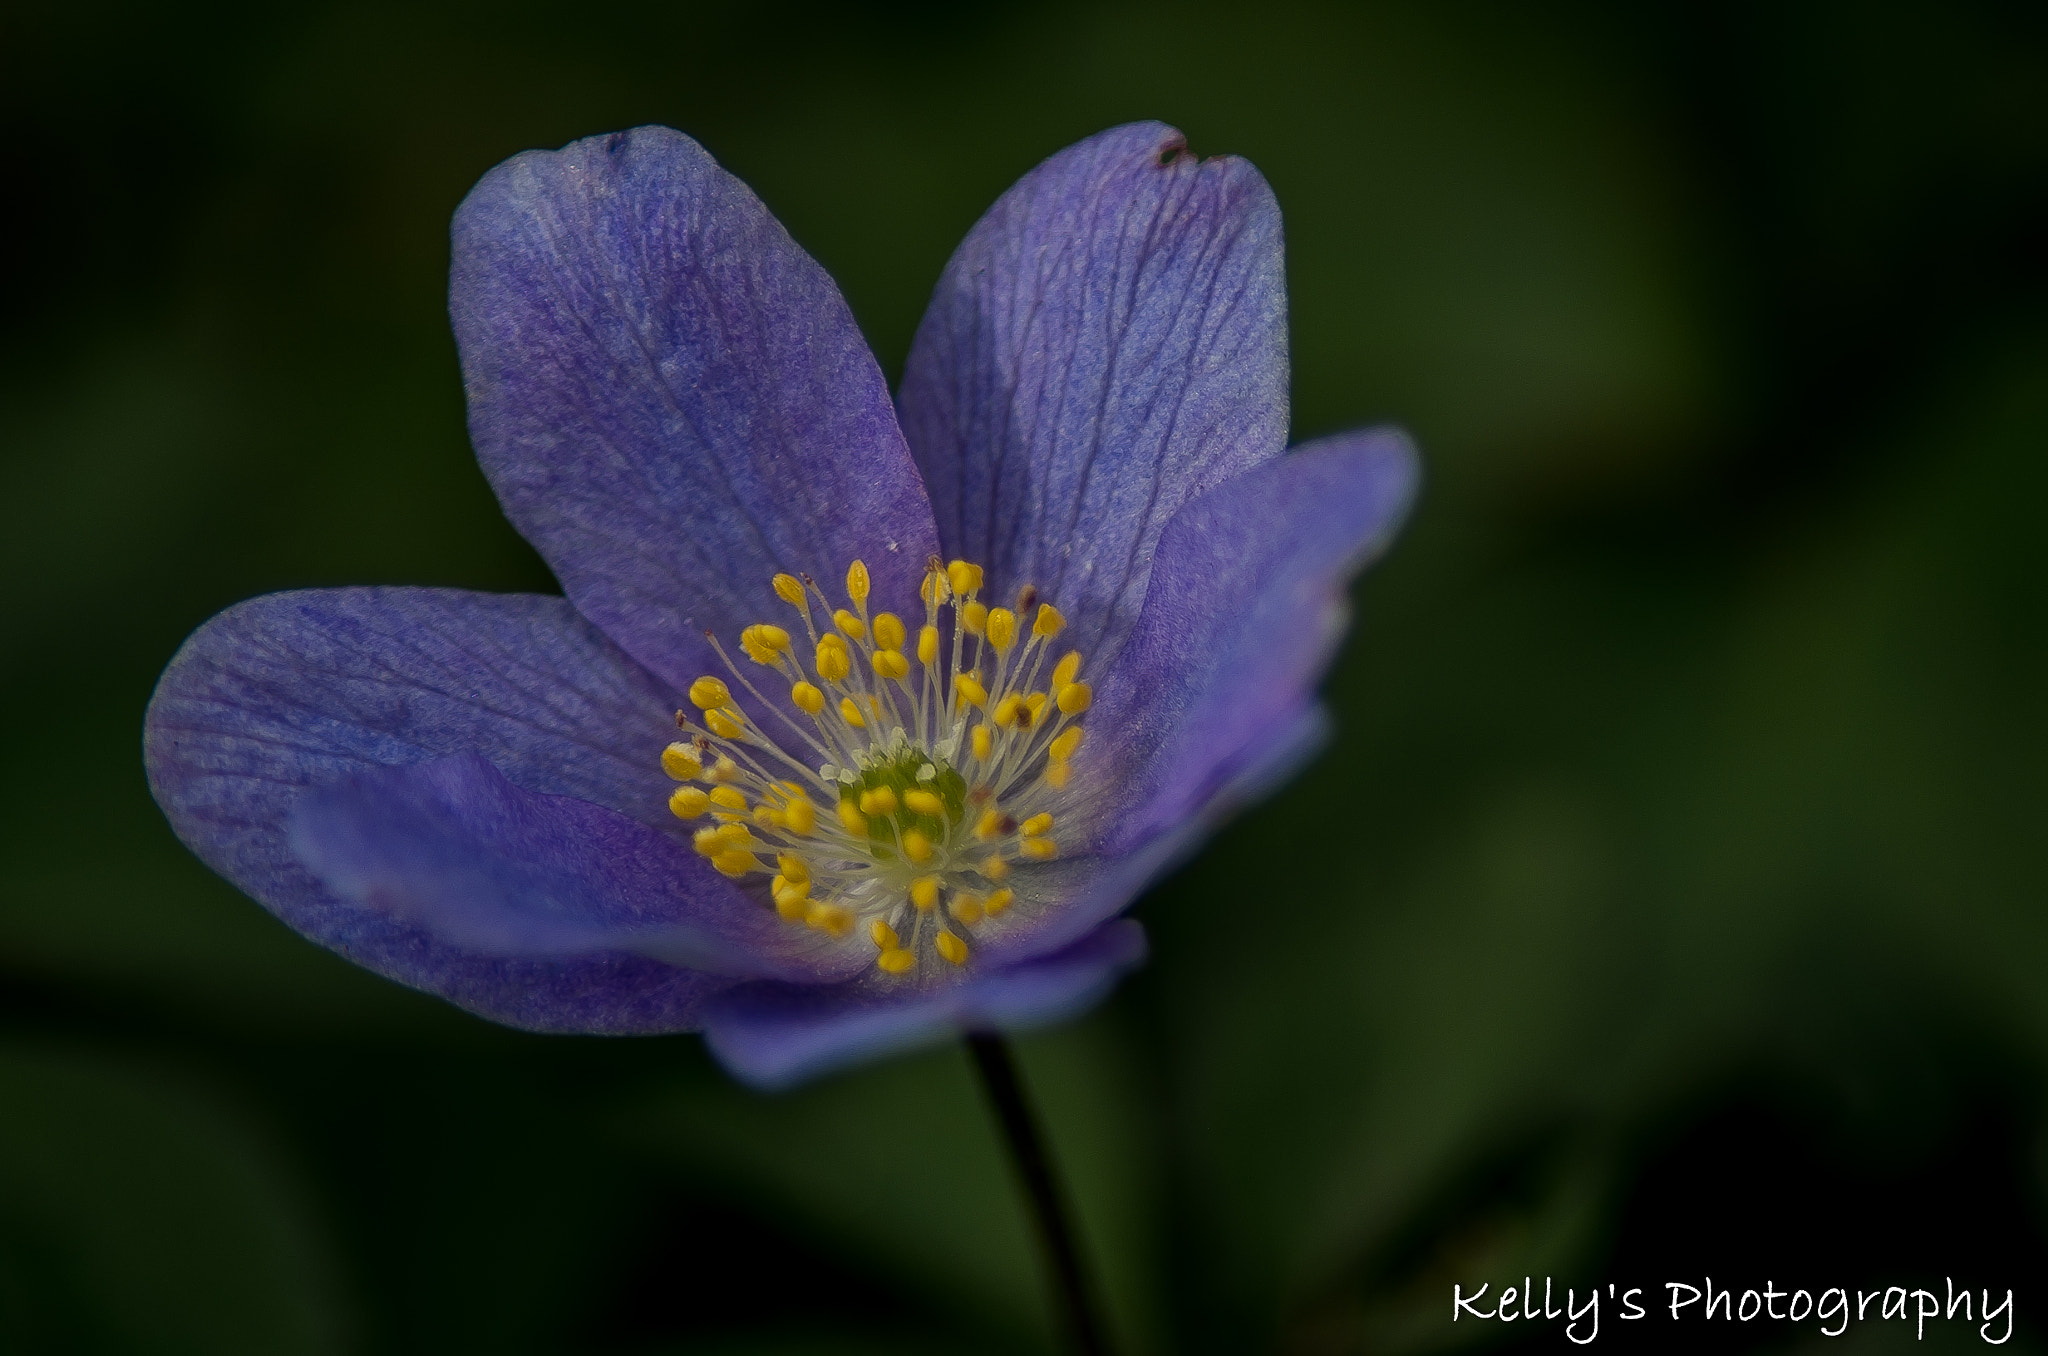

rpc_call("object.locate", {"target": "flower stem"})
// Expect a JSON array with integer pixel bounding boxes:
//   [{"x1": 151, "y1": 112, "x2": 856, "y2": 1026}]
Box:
[{"x1": 966, "y1": 1032, "x2": 1110, "y2": 1356}]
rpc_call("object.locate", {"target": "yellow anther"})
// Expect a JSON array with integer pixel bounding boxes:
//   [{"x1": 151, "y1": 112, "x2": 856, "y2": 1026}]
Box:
[
  {"x1": 904, "y1": 789, "x2": 945, "y2": 817},
  {"x1": 740, "y1": 623, "x2": 791, "y2": 663},
  {"x1": 833, "y1": 609, "x2": 866, "y2": 641},
  {"x1": 1021, "y1": 837, "x2": 1058, "y2": 860},
  {"x1": 950, "y1": 893, "x2": 984, "y2": 925},
  {"x1": 706, "y1": 786, "x2": 747, "y2": 812},
  {"x1": 839, "y1": 696, "x2": 866, "y2": 728},
  {"x1": 993, "y1": 694, "x2": 1026, "y2": 729},
  {"x1": 791, "y1": 681, "x2": 825, "y2": 714},
  {"x1": 869, "y1": 919, "x2": 899, "y2": 949},
  {"x1": 668, "y1": 786, "x2": 711, "y2": 820},
  {"x1": 845, "y1": 560, "x2": 870, "y2": 604},
  {"x1": 982, "y1": 854, "x2": 1010, "y2": 881},
  {"x1": 910, "y1": 876, "x2": 940, "y2": 911},
  {"x1": 815, "y1": 638, "x2": 850, "y2": 683},
  {"x1": 689, "y1": 676, "x2": 731, "y2": 709},
  {"x1": 776, "y1": 853, "x2": 810, "y2": 883},
  {"x1": 974, "y1": 808, "x2": 1006, "y2": 840},
  {"x1": 660, "y1": 742, "x2": 703, "y2": 780},
  {"x1": 706, "y1": 707, "x2": 744, "y2": 739},
  {"x1": 954, "y1": 673, "x2": 987, "y2": 708},
  {"x1": 1044, "y1": 760, "x2": 1072, "y2": 789},
  {"x1": 918, "y1": 625, "x2": 940, "y2": 666},
  {"x1": 1052, "y1": 651, "x2": 1082, "y2": 688},
  {"x1": 1033, "y1": 603, "x2": 1066, "y2": 638},
  {"x1": 713, "y1": 823, "x2": 755, "y2": 851},
  {"x1": 947, "y1": 560, "x2": 984, "y2": 596},
  {"x1": 711, "y1": 849, "x2": 758, "y2": 877},
  {"x1": 1020, "y1": 813, "x2": 1053, "y2": 837},
  {"x1": 710, "y1": 757, "x2": 740, "y2": 782},
  {"x1": 1049, "y1": 727, "x2": 1084, "y2": 761},
  {"x1": 962, "y1": 601, "x2": 988, "y2": 636},
  {"x1": 837, "y1": 797, "x2": 867, "y2": 833},
  {"x1": 692, "y1": 827, "x2": 723, "y2": 857},
  {"x1": 985, "y1": 888, "x2": 1014, "y2": 916},
  {"x1": 806, "y1": 902, "x2": 854, "y2": 936},
  {"x1": 872, "y1": 612, "x2": 906, "y2": 651},
  {"x1": 773, "y1": 572, "x2": 806, "y2": 606},
  {"x1": 877, "y1": 948, "x2": 916, "y2": 974},
  {"x1": 971, "y1": 724, "x2": 992, "y2": 760},
  {"x1": 902, "y1": 830, "x2": 934, "y2": 863},
  {"x1": 1056, "y1": 682, "x2": 1093, "y2": 715},
  {"x1": 782, "y1": 797, "x2": 816, "y2": 835},
  {"x1": 935, "y1": 930, "x2": 968, "y2": 965},
  {"x1": 1025, "y1": 692, "x2": 1047, "y2": 720},
  {"x1": 859, "y1": 786, "x2": 898, "y2": 817},
  {"x1": 753, "y1": 803, "x2": 782, "y2": 829},
  {"x1": 986, "y1": 607, "x2": 1018, "y2": 652},
  {"x1": 772, "y1": 878, "x2": 809, "y2": 921},
  {"x1": 920, "y1": 567, "x2": 951, "y2": 607},
  {"x1": 871, "y1": 649, "x2": 910, "y2": 680}
]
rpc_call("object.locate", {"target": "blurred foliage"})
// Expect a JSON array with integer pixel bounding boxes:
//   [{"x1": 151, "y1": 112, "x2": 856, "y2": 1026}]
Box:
[{"x1": 2, "y1": 0, "x2": 2046, "y2": 1351}]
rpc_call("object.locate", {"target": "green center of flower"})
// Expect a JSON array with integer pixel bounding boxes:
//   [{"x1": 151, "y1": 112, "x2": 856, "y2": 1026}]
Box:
[{"x1": 659, "y1": 556, "x2": 1092, "y2": 976}]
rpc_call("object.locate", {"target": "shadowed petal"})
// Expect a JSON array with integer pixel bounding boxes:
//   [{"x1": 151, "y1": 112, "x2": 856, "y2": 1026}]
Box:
[
  {"x1": 145, "y1": 587, "x2": 736, "y2": 1031},
  {"x1": 292, "y1": 754, "x2": 863, "y2": 983},
  {"x1": 701, "y1": 920, "x2": 1147, "y2": 1089},
  {"x1": 453, "y1": 126, "x2": 940, "y2": 691},
  {"x1": 1088, "y1": 429, "x2": 1418, "y2": 855},
  {"x1": 898, "y1": 121, "x2": 1288, "y2": 667}
]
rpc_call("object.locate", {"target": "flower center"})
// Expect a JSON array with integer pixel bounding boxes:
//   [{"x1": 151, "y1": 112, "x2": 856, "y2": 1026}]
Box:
[{"x1": 657, "y1": 556, "x2": 1092, "y2": 977}]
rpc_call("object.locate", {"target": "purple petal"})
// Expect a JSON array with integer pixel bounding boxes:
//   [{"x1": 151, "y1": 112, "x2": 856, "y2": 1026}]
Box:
[
  {"x1": 898, "y1": 122, "x2": 1288, "y2": 667},
  {"x1": 452, "y1": 126, "x2": 940, "y2": 692},
  {"x1": 1088, "y1": 429, "x2": 1419, "y2": 855},
  {"x1": 700, "y1": 920, "x2": 1148, "y2": 1090},
  {"x1": 145, "y1": 587, "x2": 737, "y2": 1031},
  {"x1": 291, "y1": 753, "x2": 863, "y2": 984}
]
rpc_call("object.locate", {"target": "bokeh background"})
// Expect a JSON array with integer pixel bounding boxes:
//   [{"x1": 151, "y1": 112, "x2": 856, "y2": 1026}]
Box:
[{"x1": 5, "y1": 0, "x2": 2047, "y2": 1351}]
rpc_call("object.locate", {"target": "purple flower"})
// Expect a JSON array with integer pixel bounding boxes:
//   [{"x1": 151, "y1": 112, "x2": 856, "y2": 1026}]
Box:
[{"x1": 143, "y1": 123, "x2": 1415, "y2": 1088}]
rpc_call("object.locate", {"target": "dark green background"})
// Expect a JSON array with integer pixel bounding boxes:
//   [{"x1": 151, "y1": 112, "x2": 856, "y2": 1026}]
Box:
[{"x1": 4, "y1": 1, "x2": 2046, "y2": 1351}]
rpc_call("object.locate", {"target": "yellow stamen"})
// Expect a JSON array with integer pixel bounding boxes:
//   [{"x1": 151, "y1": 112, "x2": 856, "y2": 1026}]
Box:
[
  {"x1": 904, "y1": 789, "x2": 945, "y2": 817},
  {"x1": 712, "y1": 849, "x2": 758, "y2": 877},
  {"x1": 660, "y1": 742, "x2": 703, "y2": 780},
  {"x1": 974, "y1": 808, "x2": 1006, "y2": 840},
  {"x1": 872, "y1": 649, "x2": 910, "y2": 680},
  {"x1": 920, "y1": 567, "x2": 951, "y2": 607},
  {"x1": 792, "y1": 681, "x2": 824, "y2": 714},
  {"x1": 947, "y1": 560, "x2": 983, "y2": 595},
  {"x1": 1051, "y1": 651, "x2": 1082, "y2": 688},
  {"x1": 910, "y1": 876, "x2": 939, "y2": 911},
  {"x1": 872, "y1": 613, "x2": 906, "y2": 651},
  {"x1": 1021, "y1": 838, "x2": 1058, "y2": 860},
  {"x1": 1033, "y1": 604, "x2": 1066, "y2": 638},
  {"x1": 902, "y1": 830, "x2": 934, "y2": 863},
  {"x1": 815, "y1": 636, "x2": 851, "y2": 683},
  {"x1": 986, "y1": 607, "x2": 1017, "y2": 652},
  {"x1": 982, "y1": 854, "x2": 1009, "y2": 880},
  {"x1": 692, "y1": 827, "x2": 722, "y2": 856},
  {"x1": 935, "y1": 930, "x2": 968, "y2": 965},
  {"x1": 870, "y1": 919, "x2": 899, "y2": 949},
  {"x1": 837, "y1": 798, "x2": 866, "y2": 833},
  {"x1": 971, "y1": 724, "x2": 992, "y2": 760},
  {"x1": 859, "y1": 786, "x2": 898, "y2": 817},
  {"x1": 918, "y1": 625, "x2": 940, "y2": 666},
  {"x1": 777, "y1": 854, "x2": 810, "y2": 883},
  {"x1": 1044, "y1": 760, "x2": 1072, "y2": 788},
  {"x1": 668, "y1": 786, "x2": 710, "y2": 820},
  {"x1": 782, "y1": 797, "x2": 816, "y2": 835},
  {"x1": 708, "y1": 786, "x2": 747, "y2": 812},
  {"x1": 706, "y1": 708, "x2": 744, "y2": 738},
  {"x1": 710, "y1": 757, "x2": 740, "y2": 782},
  {"x1": 1020, "y1": 813, "x2": 1053, "y2": 837},
  {"x1": 993, "y1": 694, "x2": 1026, "y2": 729},
  {"x1": 1049, "y1": 727, "x2": 1084, "y2": 761},
  {"x1": 950, "y1": 893, "x2": 984, "y2": 925},
  {"x1": 845, "y1": 560, "x2": 870, "y2": 605},
  {"x1": 840, "y1": 696, "x2": 867, "y2": 728},
  {"x1": 1056, "y1": 682, "x2": 1092, "y2": 715},
  {"x1": 962, "y1": 601, "x2": 988, "y2": 636},
  {"x1": 985, "y1": 888, "x2": 1014, "y2": 916},
  {"x1": 772, "y1": 878, "x2": 810, "y2": 920},
  {"x1": 954, "y1": 674, "x2": 987, "y2": 708},
  {"x1": 689, "y1": 676, "x2": 730, "y2": 709},
  {"x1": 877, "y1": 947, "x2": 916, "y2": 973},
  {"x1": 833, "y1": 608, "x2": 866, "y2": 641},
  {"x1": 773, "y1": 572, "x2": 806, "y2": 606},
  {"x1": 806, "y1": 901, "x2": 853, "y2": 936}
]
